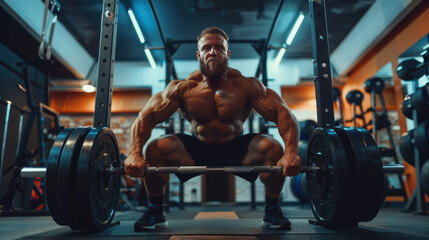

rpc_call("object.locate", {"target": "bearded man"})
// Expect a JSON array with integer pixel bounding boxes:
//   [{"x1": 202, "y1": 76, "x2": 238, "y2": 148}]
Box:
[{"x1": 124, "y1": 27, "x2": 301, "y2": 231}]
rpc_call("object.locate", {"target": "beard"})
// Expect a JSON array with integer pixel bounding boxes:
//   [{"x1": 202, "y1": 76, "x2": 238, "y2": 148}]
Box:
[{"x1": 199, "y1": 57, "x2": 228, "y2": 79}]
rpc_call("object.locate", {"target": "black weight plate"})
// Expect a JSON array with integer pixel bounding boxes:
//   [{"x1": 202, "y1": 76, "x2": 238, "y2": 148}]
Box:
[
  {"x1": 46, "y1": 128, "x2": 73, "y2": 226},
  {"x1": 299, "y1": 141, "x2": 308, "y2": 165},
  {"x1": 290, "y1": 175, "x2": 298, "y2": 200},
  {"x1": 421, "y1": 161, "x2": 429, "y2": 197},
  {"x1": 57, "y1": 127, "x2": 91, "y2": 227},
  {"x1": 401, "y1": 97, "x2": 413, "y2": 120},
  {"x1": 411, "y1": 88, "x2": 429, "y2": 119},
  {"x1": 413, "y1": 121, "x2": 429, "y2": 161},
  {"x1": 348, "y1": 127, "x2": 383, "y2": 222},
  {"x1": 291, "y1": 173, "x2": 305, "y2": 202},
  {"x1": 363, "y1": 77, "x2": 385, "y2": 94},
  {"x1": 346, "y1": 90, "x2": 364, "y2": 105},
  {"x1": 399, "y1": 131, "x2": 415, "y2": 166},
  {"x1": 300, "y1": 172, "x2": 309, "y2": 203},
  {"x1": 75, "y1": 127, "x2": 120, "y2": 231},
  {"x1": 332, "y1": 87, "x2": 341, "y2": 99},
  {"x1": 396, "y1": 59, "x2": 423, "y2": 80},
  {"x1": 299, "y1": 120, "x2": 318, "y2": 141},
  {"x1": 306, "y1": 128, "x2": 356, "y2": 228}
]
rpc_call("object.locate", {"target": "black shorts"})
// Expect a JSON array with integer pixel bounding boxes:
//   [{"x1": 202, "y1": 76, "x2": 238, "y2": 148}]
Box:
[{"x1": 174, "y1": 133, "x2": 260, "y2": 182}]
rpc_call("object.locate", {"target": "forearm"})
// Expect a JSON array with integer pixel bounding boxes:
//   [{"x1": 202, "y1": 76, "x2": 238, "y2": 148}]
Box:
[
  {"x1": 276, "y1": 107, "x2": 299, "y2": 154},
  {"x1": 128, "y1": 112, "x2": 156, "y2": 157}
]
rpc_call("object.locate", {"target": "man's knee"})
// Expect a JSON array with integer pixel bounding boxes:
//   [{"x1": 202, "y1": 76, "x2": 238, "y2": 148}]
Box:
[
  {"x1": 145, "y1": 134, "x2": 181, "y2": 161},
  {"x1": 252, "y1": 134, "x2": 284, "y2": 160}
]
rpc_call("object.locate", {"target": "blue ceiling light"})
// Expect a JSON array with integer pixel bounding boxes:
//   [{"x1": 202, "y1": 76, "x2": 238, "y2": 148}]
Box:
[
  {"x1": 127, "y1": 9, "x2": 145, "y2": 43},
  {"x1": 145, "y1": 49, "x2": 156, "y2": 69},
  {"x1": 128, "y1": 8, "x2": 156, "y2": 69},
  {"x1": 286, "y1": 12, "x2": 305, "y2": 45},
  {"x1": 274, "y1": 12, "x2": 305, "y2": 66}
]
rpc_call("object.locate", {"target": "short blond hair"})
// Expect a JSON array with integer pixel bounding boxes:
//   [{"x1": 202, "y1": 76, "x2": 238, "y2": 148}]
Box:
[{"x1": 197, "y1": 27, "x2": 229, "y2": 42}]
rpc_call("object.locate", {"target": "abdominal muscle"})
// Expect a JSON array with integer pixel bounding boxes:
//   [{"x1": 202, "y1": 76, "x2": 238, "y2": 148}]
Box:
[{"x1": 191, "y1": 118, "x2": 244, "y2": 144}]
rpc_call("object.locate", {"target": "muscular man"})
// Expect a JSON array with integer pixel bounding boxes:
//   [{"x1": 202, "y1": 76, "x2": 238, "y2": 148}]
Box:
[{"x1": 124, "y1": 27, "x2": 301, "y2": 231}]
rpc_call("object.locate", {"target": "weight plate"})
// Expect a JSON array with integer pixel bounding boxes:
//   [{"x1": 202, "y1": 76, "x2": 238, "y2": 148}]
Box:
[
  {"x1": 356, "y1": 127, "x2": 384, "y2": 221},
  {"x1": 411, "y1": 87, "x2": 429, "y2": 119},
  {"x1": 299, "y1": 142, "x2": 308, "y2": 165},
  {"x1": 421, "y1": 161, "x2": 429, "y2": 197},
  {"x1": 299, "y1": 120, "x2": 318, "y2": 141},
  {"x1": 335, "y1": 127, "x2": 383, "y2": 223},
  {"x1": 399, "y1": 131, "x2": 415, "y2": 166},
  {"x1": 346, "y1": 90, "x2": 364, "y2": 105},
  {"x1": 290, "y1": 175, "x2": 298, "y2": 200},
  {"x1": 413, "y1": 121, "x2": 429, "y2": 161},
  {"x1": 363, "y1": 78, "x2": 385, "y2": 94},
  {"x1": 300, "y1": 172, "x2": 309, "y2": 203},
  {"x1": 291, "y1": 173, "x2": 305, "y2": 202},
  {"x1": 57, "y1": 127, "x2": 91, "y2": 227},
  {"x1": 401, "y1": 97, "x2": 413, "y2": 120},
  {"x1": 332, "y1": 87, "x2": 341, "y2": 99},
  {"x1": 46, "y1": 128, "x2": 73, "y2": 225},
  {"x1": 306, "y1": 128, "x2": 356, "y2": 228},
  {"x1": 75, "y1": 127, "x2": 120, "y2": 231}
]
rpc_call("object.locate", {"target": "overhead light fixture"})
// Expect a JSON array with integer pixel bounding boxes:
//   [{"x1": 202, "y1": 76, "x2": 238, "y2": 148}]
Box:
[
  {"x1": 128, "y1": 9, "x2": 157, "y2": 69},
  {"x1": 286, "y1": 12, "x2": 304, "y2": 45},
  {"x1": 274, "y1": 48, "x2": 286, "y2": 66},
  {"x1": 82, "y1": 84, "x2": 95, "y2": 93},
  {"x1": 128, "y1": 9, "x2": 145, "y2": 44},
  {"x1": 274, "y1": 12, "x2": 304, "y2": 66},
  {"x1": 145, "y1": 49, "x2": 156, "y2": 69}
]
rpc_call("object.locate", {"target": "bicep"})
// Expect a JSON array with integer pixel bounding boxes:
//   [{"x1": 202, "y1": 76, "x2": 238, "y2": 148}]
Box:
[
  {"x1": 251, "y1": 88, "x2": 288, "y2": 123},
  {"x1": 139, "y1": 90, "x2": 180, "y2": 125}
]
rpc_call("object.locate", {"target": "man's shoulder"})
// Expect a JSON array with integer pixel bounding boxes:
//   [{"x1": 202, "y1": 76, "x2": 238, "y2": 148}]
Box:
[
  {"x1": 164, "y1": 79, "x2": 198, "y2": 99},
  {"x1": 186, "y1": 70, "x2": 203, "y2": 81}
]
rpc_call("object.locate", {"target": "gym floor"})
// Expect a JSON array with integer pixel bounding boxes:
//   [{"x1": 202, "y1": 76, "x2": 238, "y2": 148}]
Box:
[{"x1": 1, "y1": 203, "x2": 429, "y2": 240}]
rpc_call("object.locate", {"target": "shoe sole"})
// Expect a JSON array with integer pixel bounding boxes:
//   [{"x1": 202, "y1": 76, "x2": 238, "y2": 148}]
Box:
[
  {"x1": 134, "y1": 221, "x2": 169, "y2": 231},
  {"x1": 261, "y1": 221, "x2": 291, "y2": 230}
]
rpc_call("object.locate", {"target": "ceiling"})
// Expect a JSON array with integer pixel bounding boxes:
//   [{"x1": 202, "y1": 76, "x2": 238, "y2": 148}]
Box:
[
  {"x1": 48, "y1": 0, "x2": 375, "y2": 76},
  {"x1": 3, "y1": 0, "x2": 426, "y2": 83}
]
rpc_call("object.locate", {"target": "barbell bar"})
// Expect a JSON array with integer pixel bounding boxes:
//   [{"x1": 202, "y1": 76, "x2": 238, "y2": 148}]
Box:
[{"x1": 20, "y1": 164, "x2": 404, "y2": 178}]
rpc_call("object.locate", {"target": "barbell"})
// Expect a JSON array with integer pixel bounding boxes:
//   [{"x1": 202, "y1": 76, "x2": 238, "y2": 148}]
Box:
[
  {"x1": 20, "y1": 126, "x2": 404, "y2": 231},
  {"x1": 22, "y1": 163, "x2": 404, "y2": 177}
]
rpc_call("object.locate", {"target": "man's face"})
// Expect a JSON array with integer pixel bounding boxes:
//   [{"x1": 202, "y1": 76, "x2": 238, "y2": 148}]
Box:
[{"x1": 196, "y1": 33, "x2": 231, "y2": 79}]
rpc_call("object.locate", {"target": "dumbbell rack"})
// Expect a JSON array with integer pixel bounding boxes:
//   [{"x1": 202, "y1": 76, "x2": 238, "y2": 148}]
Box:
[
  {"x1": 363, "y1": 78, "x2": 408, "y2": 202},
  {"x1": 402, "y1": 80, "x2": 427, "y2": 214},
  {"x1": 332, "y1": 87, "x2": 344, "y2": 126},
  {"x1": 345, "y1": 90, "x2": 371, "y2": 129}
]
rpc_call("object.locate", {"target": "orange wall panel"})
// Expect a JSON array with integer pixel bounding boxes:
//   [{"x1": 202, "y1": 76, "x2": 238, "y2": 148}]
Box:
[{"x1": 50, "y1": 89, "x2": 152, "y2": 114}]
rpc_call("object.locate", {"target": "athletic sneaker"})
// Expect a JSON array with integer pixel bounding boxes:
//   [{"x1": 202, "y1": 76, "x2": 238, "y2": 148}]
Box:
[
  {"x1": 261, "y1": 206, "x2": 291, "y2": 229},
  {"x1": 134, "y1": 204, "x2": 169, "y2": 231}
]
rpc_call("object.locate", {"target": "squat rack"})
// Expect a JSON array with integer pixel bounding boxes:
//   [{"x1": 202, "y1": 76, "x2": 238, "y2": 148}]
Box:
[{"x1": 92, "y1": 0, "x2": 358, "y2": 210}]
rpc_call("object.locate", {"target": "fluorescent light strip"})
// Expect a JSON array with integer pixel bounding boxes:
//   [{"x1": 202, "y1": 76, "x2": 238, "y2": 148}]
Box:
[
  {"x1": 286, "y1": 12, "x2": 304, "y2": 45},
  {"x1": 128, "y1": 9, "x2": 145, "y2": 43},
  {"x1": 145, "y1": 49, "x2": 156, "y2": 69},
  {"x1": 274, "y1": 48, "x2": 286, "y2": 66}
]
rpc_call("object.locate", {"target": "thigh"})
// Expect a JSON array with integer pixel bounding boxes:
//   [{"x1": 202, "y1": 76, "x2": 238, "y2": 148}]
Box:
[
  {"x1": 241, "y1": 134, "x2": 283, "y2": 166},
  {"x1": 145, "y1": 134, "x2": 195, "y2": 166}
]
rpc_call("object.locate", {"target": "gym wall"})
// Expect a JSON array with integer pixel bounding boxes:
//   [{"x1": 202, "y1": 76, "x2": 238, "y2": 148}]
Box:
[{"x1": 0, "y1": 41, "x2": 50, "y2": 205}]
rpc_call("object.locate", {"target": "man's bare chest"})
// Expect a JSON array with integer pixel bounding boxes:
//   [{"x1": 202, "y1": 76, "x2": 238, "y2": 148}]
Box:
[{"x1": 182, "y1": 87, "x2": 249, "y2": 121}]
